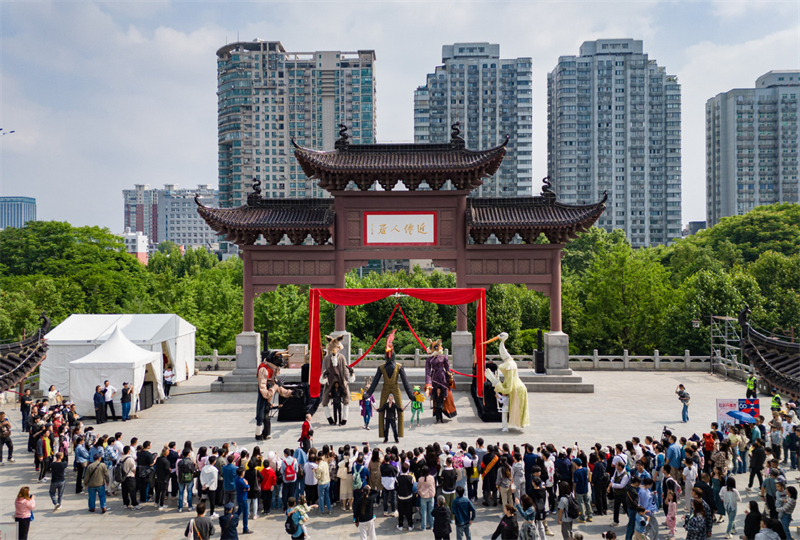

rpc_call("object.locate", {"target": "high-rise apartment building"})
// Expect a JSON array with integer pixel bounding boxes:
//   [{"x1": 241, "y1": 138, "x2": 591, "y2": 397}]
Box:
[
  {"x1": 547, "y1": 39, "x2": 682, "y2": 247},
  {"x1": 414, "y1": 43, "x2": 533, "y2": 197},
  {"x1": 123, "y1": 184, "x2": 219, "y2": 247},
  {"x1": 217, "y1": 41, "x2": 377, "y2": 207},
  {"x1": 0, "y1": 196, "x2": 36, "y2": 229},
  {"x1": 706, "y1": 71, "x2": 799, "y2": 227}
]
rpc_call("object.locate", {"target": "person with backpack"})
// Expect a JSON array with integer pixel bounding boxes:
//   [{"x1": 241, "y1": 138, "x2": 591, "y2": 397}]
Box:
[
  {"x1": 119, "y1": 445, "x2": 140, "y2": 509},
  {"x1": 281, "y1": 448, "x2": 299, "y2": 511},
  {"x1": 352, "y1": 454, "x2": 369, "y2": 509},
  {"x1": 285, "y1": 496, "x2": 306, "y2": 539},
  {"x1": 178, "y1": 449, "x2": 197, "y2": 513},
  {"x1": 557, "y1": 481, "x2": 577, "y2": 540},
  {"x1": 355, "y1": 485, "x2": 378, "y2": 540},
  {"x1": 185, "y1": 502, "x2": 215, "y2": 540}
]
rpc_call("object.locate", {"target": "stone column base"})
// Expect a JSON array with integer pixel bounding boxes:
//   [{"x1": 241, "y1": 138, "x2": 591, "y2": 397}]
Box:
[
  {"x1": 232, "y1": 331, "x2": 261, "y2": 377},
  {"x1": 544, "y1": 331, "x2": 572, "y2": 376},
  {"x1": 451, "y1": 331, "x2": 473, "y2": 370}
]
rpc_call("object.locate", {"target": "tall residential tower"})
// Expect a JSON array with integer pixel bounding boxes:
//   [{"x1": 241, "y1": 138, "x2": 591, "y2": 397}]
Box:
[
  {"x1": 547, "y1": 39, "x2": 682, "y2": 247},
  {"x1": 706, "y1": 71, "x2": 799, "y2": 227},
  {"x1": 217, "y1": 41, "x2": 377, "y2": 207},
  {"x1": 414, "y1": 43, "x2": 533, "y2": 197}
]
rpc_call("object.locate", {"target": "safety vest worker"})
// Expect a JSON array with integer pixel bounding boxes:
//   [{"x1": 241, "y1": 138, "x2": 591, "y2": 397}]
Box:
[
  {"x1": 747, "y1": 376, "x2": 757, "y2": 391},
  {"x1": 771, "y1": 393, "x2": 782, "y2": 411}
]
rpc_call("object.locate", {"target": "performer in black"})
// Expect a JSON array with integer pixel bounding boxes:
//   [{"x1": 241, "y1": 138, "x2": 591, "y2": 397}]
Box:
[{"x1": 375, "y1": 394, "x2": 405, "y2": 444}]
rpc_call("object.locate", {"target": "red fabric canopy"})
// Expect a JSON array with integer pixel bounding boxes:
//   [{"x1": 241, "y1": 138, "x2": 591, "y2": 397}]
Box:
[{"x1": 308, "y1": 288, "x2": 486, "y2": 398}]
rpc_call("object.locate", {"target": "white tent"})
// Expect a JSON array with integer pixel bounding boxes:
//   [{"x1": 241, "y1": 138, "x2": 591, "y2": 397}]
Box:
[
  {"x1": 69, "y1": 327, "x2": 165, "y2": 417},
  {"x1": 42, "y1": 314, "x2": 195, "y2": 395}
]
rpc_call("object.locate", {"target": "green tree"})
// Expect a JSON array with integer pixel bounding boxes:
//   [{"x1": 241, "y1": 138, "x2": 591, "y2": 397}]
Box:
[{"x1": 576, "y1": 243, "x2": 673, "y2": 354}]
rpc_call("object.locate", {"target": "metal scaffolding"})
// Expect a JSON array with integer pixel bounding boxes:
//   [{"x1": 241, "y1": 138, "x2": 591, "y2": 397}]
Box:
[{"x1": 710, "y1": 315, "x2": 746, "y2": 379}]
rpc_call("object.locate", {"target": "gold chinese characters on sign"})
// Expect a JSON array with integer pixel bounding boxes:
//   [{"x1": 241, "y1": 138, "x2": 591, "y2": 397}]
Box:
[{"x1": 364, "y1": 213, "x2": 436, "y2": 245}]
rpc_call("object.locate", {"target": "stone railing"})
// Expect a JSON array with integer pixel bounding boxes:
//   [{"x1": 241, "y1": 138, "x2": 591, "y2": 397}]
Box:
[
  {"x1": 197, "y1": 348, "x2": 715, "y2": 372},
  {"x1": 568, "y1": 350, "x2": 711, "y2": 371}
]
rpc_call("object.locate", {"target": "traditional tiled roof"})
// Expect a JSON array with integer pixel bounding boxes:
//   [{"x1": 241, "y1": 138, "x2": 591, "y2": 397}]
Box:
[
  {"x1": 196, "y1": 196, "x2": 334, "y2": 246},
  {"x1": 466, "y1": 182, "x2": 607, "y2": 244},
  {"x1": 740, "y1": 307, "x2": 800, "y2": 397},
  {"x1": 293, "y1": 124, "x2": 507, "y2": 192},
  {"x1": 0, "y1": 314, "x2": 50, "y2": 393}
]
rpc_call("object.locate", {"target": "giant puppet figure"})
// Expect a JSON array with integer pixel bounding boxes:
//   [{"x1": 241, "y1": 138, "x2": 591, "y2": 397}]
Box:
[
  {"x1": 425, "y1": 339, "x2": 457, "y2": 419},
  {"x1": 320, "y1": 334, "x2": 355, "y2": 425},
  {"x1": 363, "y1": 329, "x2": 415, "y2": 439},
  {"x1": 483, "y1": 332, "x2": 530, "y2": 430},
  {"x1": 255, "y1": 352, "x2": 293, "y2": 441}
]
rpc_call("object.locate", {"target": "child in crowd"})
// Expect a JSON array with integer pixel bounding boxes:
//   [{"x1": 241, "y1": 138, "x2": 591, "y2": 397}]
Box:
[
  {"x1": 361, "y1": 377, "x2": 375, "y2": 431},
  {"x1": 410, "y1": 386, "x2": 424, "y2": 427},
  {"x1": 664, "y1": 490, "x2": 677, "y2": 539},
  {"x1": 288, "y1": 494, "x2": 317, "y2": 538}
]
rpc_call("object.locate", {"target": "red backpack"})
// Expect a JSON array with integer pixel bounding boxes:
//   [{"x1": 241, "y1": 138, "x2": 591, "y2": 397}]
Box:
[{"x1": 283, "y1": 458, "x2": 297, "y2": 483}]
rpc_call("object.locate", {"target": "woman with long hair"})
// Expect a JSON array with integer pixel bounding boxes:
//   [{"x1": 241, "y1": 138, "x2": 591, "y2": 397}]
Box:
[
  {"x1": 686, "y1": 499, "x2": 708, "y2": 540},
  {"x1": 496, "y1": 458, "x2": 515, "y2": 508},
  {"x1": 15, "y1": 486, "x2": 35, "y2": 540},
  {"x1": 745, "y1": 501, "x2": 764, "y2": 540},
  {"x1": 722, "y1": 475, "x2": 742, "y2": 538},
  {"x1": 355, "y1": 485, "x2": 378, "y2": 540},
  {"x1": 417, "y1": 465, "x2": 436, "y2": 531}
]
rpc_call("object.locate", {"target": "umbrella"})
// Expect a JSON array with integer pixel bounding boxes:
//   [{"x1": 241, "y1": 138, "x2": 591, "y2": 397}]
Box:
[{"x1": 727, "y1": 410, "x2": 756, "y2": 423}]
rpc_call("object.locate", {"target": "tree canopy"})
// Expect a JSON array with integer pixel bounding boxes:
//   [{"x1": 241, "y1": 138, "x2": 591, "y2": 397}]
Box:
[{"x1": 1, "y1": 203, "x2": 797, "y2": 357}]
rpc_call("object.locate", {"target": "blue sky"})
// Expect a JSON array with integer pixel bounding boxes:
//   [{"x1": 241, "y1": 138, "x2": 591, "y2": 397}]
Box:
[{"x1": 1, "y1": 0, "x2": 798, "y2": 231}]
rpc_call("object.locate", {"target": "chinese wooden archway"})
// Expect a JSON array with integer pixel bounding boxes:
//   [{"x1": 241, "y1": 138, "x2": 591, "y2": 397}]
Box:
[{"x1": 197, "y1": 124, "x2": 606, "y2": 388}]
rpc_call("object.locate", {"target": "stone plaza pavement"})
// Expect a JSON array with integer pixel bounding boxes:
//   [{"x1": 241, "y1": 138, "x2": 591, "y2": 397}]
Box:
[{"x1": 0, "y1": 370, "x2": 785, "y2": 539}]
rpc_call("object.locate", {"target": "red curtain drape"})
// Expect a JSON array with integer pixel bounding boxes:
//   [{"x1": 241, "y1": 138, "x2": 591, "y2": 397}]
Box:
[{"x1": 308, "y1": 288, "x2": 486, "y2": 398}]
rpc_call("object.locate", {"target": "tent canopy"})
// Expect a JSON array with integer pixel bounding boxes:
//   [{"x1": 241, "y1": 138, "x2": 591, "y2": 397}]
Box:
[
  {"x1": 41, "y1": 313, "x2": 196, "y2": 394},
  {"x1": 46, "y1": 314, "x2": 195, "y2": 346},
  {"x1": 68, "y1": 327, "x2": 164, "y2": 417},
  {"x1": 70, "y1": 326, "x2": 161, "y2": 369}
]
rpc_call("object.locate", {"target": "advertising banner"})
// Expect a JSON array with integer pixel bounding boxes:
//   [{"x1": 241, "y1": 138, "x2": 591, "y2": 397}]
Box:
[{"x1": 717, "y1": 398, "x2": 760, "y2": 430}]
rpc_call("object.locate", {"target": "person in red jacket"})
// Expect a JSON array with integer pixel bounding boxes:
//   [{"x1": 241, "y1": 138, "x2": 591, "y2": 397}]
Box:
[
  {"x1": 299, "y1": 414, "x2": 313, "y2": 453},
  {"x1": 259, "y1": 461, "x2": 277, "y2": 515}
]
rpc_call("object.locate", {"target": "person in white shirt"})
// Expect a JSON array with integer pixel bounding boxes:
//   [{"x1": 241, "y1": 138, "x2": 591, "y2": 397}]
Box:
[
  {"x1": 103, "y1": 380, "x2": 118, "y2": 422},
  {"x1": 163, "y1": 365, "x2": 175, "y2": 399},
  {"x1": 200, "y1": 455, "x2": 220, "y2": 518},
  {"x1": 682, "y1": 457, "x2": 698, "y2": 513},
  {"x1": 304, "y1": 454, "x2": 319, "y2": 504},
  {"x1": 112, "y1": 433, "x2": 125, "y2": 459}
]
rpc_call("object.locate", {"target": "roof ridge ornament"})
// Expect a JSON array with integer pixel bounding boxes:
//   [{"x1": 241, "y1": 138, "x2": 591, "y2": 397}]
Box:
[
  {"x1": 247, "y1": 176, "x2": 263, "y2": 206},
  {"x1": 334, "y1": 124, "x2": 350, "y2": 150},
  {"x1": 451, "y1": 121, "x2": 464, "y2": 144},
  {"x1": 540, "y1": 176, "x2": 556, "y2": 203}
]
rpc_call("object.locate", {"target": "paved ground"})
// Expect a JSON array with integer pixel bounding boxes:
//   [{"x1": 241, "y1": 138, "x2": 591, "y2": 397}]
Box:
[{"x1": 0, "y1": 370, "x2": 778, "y2": 539}]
